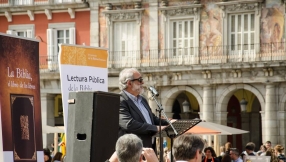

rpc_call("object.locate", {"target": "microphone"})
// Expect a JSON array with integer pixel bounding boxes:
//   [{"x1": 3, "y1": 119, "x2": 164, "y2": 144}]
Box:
[{"x1": 148, "y1": 86, "x2": 159, "y2": 96}]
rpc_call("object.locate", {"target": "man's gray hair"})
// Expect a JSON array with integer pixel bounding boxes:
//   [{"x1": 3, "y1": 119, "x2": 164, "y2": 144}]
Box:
[
  {"x1": 230, "y1": 148, "x2": 240, "y2": 156},
  {"x1": 119, "y1": 68, "x2": 140, "y2": 90},
  {"x1": 116, "y1": 134, "x2": 143, "y2": 162},
  {"x1": 172, "y1": 134, "x2": 204, "y2": 161}
]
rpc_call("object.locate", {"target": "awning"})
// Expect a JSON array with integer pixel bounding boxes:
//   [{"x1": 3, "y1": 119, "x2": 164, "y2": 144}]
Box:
[
  {"x1": 196, "y1": 121, "x2": 249, "y2": 135},
  {"x1": 185, "y1": 125, "x2": 221, "y2": 135},
  {"x1": 42, "y1": 125, "x2": 65, "y2": 134}
]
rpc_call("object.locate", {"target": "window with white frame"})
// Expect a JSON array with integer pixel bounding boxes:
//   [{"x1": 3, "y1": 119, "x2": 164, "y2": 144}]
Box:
[
  {"x1": 14, "y1": 0, "x2": 32, "y2": 5},
  {"x1": 170, "y1": 19, "x2": 194, "y2": 56},
  {"x1": 161, "y1": 7, "x2": 200, "y2": 64},
  {"x1": 56, "y1": 29, "x2": 70, "y2": 51},
  {"x1": 6, "y1": 24, "x2": 35, "y2": 38},
  {"x1": 112, "y1": 21, "x2": 138, "y2": 67},
  {"x1": 47, "y1": 23, "x2": 75, "y2": 70},
  {"x1": 229, "y1": 13, "x2": 255, "y2": 52},
  {"x1": 54, "y1": 0, "x2": 82, "y2": 3},
  {"x1": 113, "y1": 21, "x2": 137, "y2": 57},
  {"x1": 103, "y1": 10, "x2": 142, "y2": 68}
]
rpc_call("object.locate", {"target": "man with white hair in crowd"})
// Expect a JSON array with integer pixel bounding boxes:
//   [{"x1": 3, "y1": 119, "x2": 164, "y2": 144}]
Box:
[{"x1": 107, "y1": 134, "x2": 159, "y2": 162}]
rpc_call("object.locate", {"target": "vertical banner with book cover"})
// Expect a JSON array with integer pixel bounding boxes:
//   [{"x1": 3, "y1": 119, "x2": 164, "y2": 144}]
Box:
[
  {"x1": 0, "y1": 33, "x2": 43, "y2": 162},
  {"x1": 58, "y1": 44, "x2": 108, "y2": 135}
]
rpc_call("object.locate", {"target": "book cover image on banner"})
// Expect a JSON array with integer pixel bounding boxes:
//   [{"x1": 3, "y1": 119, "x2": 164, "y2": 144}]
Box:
[
  {"x1": 11, "y1": 94, "x2": 36, "y2": 160},
  {"x1": 0, "y1": 33, "x2": 43, "y2": 162},
  {"x1": 58, "y1": 44, "x2": 108, "y2": 134}
]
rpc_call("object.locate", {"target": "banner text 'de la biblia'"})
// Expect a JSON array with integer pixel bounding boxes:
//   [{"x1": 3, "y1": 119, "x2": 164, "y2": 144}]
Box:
[{"x1": 58, "y1": 44, "x2": 108, "y2": 134}]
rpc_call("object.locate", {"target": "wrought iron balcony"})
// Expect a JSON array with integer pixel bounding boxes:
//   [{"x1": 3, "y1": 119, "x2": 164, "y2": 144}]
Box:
[
  {"x1": 0, "y1": 0, "x2": 84, "y2": 7},
  {"x1": 39, "y1": 42, "x2": 286, "y2": 73}
]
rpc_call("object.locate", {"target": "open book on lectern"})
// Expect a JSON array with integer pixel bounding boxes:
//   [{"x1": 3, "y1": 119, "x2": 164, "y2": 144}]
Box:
[{"x1": 153, "y1": 119, "x2": 202, "y2": 138}]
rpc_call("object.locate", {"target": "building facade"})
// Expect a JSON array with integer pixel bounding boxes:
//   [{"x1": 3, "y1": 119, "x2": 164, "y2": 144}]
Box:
[{"x1": 1, "y1": 0, "x2": 286, "y2": 152}]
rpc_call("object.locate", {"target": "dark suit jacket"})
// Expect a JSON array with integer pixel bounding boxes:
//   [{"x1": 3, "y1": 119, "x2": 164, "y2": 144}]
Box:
[{"x1": 118, "y1": 91, "x2": 169, "y2": 148}]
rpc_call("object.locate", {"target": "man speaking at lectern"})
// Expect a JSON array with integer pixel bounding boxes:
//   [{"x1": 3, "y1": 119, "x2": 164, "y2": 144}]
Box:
[{"x1": 118, "y1": 68, "x2": 169, "y2": 148}]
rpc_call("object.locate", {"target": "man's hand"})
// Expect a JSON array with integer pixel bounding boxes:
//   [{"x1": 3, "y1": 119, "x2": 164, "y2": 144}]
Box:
[
  {"x1": 141, "y1": 148, "x2": 159, "y2": 162},
  {"x1": 170, "y1": 119, "x2": 177, "y2": 123},
  {"x1": 157, "y1": 126, "x2": 167, "y2": 132}
]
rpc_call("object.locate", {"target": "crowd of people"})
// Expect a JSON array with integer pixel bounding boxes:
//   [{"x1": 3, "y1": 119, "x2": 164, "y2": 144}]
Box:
[{"x1": 106, "y1": 134, "x2": 286, "y2": 162}]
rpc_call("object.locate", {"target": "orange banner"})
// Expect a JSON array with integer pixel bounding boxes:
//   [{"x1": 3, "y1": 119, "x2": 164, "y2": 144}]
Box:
[{"x1": 59, "y1": 45, "x2": 108, "y2": 68}]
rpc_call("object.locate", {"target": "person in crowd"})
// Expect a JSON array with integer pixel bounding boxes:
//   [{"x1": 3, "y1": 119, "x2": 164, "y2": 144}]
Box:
[
  {"x1": 245, "y1": 143, "x2": 256, "y2": 156},
  {"x1": 172, "y1": 134, "x2": 205, "y2": 162},
  {"x1": 220, "y1": 146, "x2": 226, "y2": 156},
  {"x1": 51, "y1": 152, "x2": 62, "y2": 162},
  {"x1": 266, "y1": 148, "x2": 278, "y2": 162},
  {"x1": 274, "y1": 145, "x2": 286, "y2": 162},
  {"x1": 224, "y1": 142, "x2": 232, "y2": 155},
  {"x1": 257, "y1": 145, "x2": 267, "y2": 156},
  {"x1": 202, "y1": 147, "x2": 219, "y2": 162},
  {"x1": 118, "y1": 68, "x2": 169, "y2": 149},
  {"x1": 221, "y1": 154, "x2": 231, "y2": 162},
  {"x1": 229, "y1": 148, "x2": 243, "y2": 162},
  {"x1": 217, "y1": 145, "x2": 226, "y2": 161},
  {"x1": 241, "y1": 142, "x2": 257, "y2": 159},
  {"x1": 163, "y1": 147, "x2": 171, "y2": 162},
  {"x1": 265, "y1": 141, "x2": 272, "y2": 149},
  {"x1": 44, "y1": 148, "x2": 52, "y2": 162},
  {"x1": 107, "y1": 134, "x2": 159, "y2": 162}
]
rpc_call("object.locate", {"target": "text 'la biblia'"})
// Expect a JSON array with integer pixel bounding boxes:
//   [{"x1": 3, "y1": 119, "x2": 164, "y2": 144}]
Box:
[{"x1": 7, "y1": 67, "x2": 33, "y2": 81}]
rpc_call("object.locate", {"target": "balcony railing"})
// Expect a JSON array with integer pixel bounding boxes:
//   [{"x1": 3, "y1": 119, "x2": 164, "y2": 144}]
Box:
[
  {"x1": 0, "y1": 0, "x2": 83, "y2": 7},
  {"x1": 39, "y1": 43, "x2": 286, "y2": 73}
]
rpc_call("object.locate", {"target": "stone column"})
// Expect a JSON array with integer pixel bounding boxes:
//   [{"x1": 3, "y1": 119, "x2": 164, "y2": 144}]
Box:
[
  {"x1": 201, "y1": 85, "x2": 214, "y2": 144},
  {"x1": 264, "y1": 84, "x2": 278, "y2": 145},
  {"x1": 41, "y1": 93, "x2": 55, "y2": 148},
  {"x1": 89, "y1": 1, "x2": 99, "y2": 47},
  {"x1": 215, "y1": 111, "x2": 228, "y2": 148},
  {"x1": 202, "y1": 85, "x2": 214, "y2": 122}
]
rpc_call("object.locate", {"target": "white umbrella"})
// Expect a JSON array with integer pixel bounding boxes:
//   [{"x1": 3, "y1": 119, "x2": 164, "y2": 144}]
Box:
[{"x1": 194, "y1": 120, "x2": 249, "y2": 155}]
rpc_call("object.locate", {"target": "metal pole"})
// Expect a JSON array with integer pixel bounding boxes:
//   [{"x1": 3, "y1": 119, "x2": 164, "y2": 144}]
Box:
[{"x1": 152, "y1": 94, "x2": 178, "y2": 162}]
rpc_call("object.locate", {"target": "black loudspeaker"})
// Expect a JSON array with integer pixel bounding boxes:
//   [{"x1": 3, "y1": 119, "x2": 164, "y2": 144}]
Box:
[{"x1": 66, "y1": 91, "x2": 119, "y2": 162}]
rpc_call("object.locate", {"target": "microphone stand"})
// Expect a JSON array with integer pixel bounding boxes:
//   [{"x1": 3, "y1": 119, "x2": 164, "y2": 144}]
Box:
[{"x1": 150, "y1": 93, "x2": 178, "y2": 162}]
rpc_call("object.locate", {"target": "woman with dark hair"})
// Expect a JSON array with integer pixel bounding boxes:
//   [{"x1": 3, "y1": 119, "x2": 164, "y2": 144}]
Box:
[
  {"x1": 202, "y1": 147, "x2": 219, "y2": 162},
  {"x1": 51, "y1": 152, "x2": 63, "y2": 162},
  {"x1": 43, "y1": 148, "x2": 52, "y2": 162}
]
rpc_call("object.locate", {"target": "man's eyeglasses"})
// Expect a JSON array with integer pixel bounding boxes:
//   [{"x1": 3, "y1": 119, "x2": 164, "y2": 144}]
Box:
[{"x1": 130, "y1": 77, "x2": 143, "y2": 83}]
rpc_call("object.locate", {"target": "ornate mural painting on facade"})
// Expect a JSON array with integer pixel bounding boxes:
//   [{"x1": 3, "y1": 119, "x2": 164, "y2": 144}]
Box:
[
  {"x1": 141, "y1": 3, "x2": 150, "y2": 61},
  {"x1": 99, "y1": 7, "x2": 108, "y2": 48},
  {"x1": 200, "y1": 1, "x2": 222, "y2": 56},
  {"x1": 261, "y1": 0, "x2": 285, "y2": 52}
]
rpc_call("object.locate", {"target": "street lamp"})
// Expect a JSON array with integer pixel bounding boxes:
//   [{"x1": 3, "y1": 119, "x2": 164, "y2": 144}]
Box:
[
  {"x1": 240, "y1": 89, "x2": 248, "y2": 112},
  {"x1": 182, "y1": 100, "x2": 190, "y2": 112}
]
